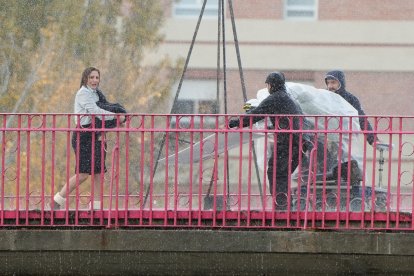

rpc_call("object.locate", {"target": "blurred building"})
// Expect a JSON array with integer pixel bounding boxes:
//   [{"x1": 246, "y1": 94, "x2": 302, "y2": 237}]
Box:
[{"x1": 150, "y1": 0, "x2": 414, "y2": 116}]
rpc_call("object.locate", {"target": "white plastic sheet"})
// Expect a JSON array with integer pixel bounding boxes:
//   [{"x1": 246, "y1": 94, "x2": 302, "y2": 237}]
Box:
[
  {"x1": 253, "y1": 82, "x2": 362, "y2": 172},
  {"x1": 160, "y1": 82, "x2": 362, "y2": 172}
]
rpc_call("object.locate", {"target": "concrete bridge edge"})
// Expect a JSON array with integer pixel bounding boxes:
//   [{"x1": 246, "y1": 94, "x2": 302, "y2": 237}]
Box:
[{"x1": 1, "y1": 229, "x2": 414, "y2": 275}]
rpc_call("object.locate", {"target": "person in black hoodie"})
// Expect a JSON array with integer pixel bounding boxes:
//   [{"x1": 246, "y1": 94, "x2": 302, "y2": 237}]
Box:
[
  {"x1": 228, "y1": 72, "x2": 302, "y2": 209},
  {"x1": 325, "y1": 70, "x2": 378, "y2": 145}
]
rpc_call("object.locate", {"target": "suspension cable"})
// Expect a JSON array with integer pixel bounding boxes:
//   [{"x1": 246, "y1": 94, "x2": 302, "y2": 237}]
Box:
[
  {"x1": 228, "y1": 0, "x2": 247, "y2": 102},
  {"x1": 142, "y1": 0, "x2": 208, "y2": 208}
]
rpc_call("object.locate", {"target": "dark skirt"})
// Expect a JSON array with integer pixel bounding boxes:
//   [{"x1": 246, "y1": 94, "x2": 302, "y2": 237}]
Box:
[{"x1": 71, "y1": 131, "x2": 107, "y2": 175}]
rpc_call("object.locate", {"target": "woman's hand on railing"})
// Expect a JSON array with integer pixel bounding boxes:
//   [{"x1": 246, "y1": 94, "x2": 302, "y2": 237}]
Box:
[{"x1": 118, "y1": 115, "x2": 127, "y2": 127}]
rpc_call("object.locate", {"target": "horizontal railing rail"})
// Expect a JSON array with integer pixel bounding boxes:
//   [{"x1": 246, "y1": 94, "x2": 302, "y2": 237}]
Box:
[{"x1": 0, "y1": 113, "x2": 414, "y2": 229}]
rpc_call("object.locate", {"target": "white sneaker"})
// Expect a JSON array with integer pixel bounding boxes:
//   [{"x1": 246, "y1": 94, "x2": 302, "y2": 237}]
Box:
[{"x1": 51, "y1": 193, "x2": 66, "y2": 210}]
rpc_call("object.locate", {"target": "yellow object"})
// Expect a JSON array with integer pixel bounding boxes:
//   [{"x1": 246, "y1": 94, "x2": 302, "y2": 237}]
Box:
[{"x1": 243, "y1": 103, "x2": 252, "y2": 110}]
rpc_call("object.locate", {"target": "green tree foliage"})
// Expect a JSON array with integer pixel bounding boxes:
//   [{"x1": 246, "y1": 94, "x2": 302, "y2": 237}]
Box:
[
  {"x1": 0, "y1": 0, "x2": 184, "y2": 206},
  {"x1": 0, "y1": 0, "x2": 182, "y2": 114}
]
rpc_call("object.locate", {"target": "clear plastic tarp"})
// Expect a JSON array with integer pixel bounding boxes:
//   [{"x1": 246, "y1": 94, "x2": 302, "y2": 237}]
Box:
[{"x1": 252, "y1": 82, "x2": 362, "y2": 176}]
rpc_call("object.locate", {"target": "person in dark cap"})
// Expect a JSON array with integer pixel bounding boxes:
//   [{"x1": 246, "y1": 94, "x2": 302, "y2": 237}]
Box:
[
  {"x1": 325, "y1": 70, "x2": 377, "y2": 145},
  {"x1": 228, "y1": 71, "x2": 303, "y2": 209}
]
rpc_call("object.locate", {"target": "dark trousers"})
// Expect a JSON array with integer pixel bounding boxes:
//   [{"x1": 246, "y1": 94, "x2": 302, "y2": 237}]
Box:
[{"x1": 267, "y1": 144, "x2": 300, "y2": 208}]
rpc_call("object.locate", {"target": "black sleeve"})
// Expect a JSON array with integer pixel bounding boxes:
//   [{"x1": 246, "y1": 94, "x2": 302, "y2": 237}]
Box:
[
  {"x1": 228, "y1": 118, "x2": 240, "y2": 128},
  {"x1": 95, "y1": 89, "x2": 128, "y2": 123},
  {"x1": 228, "y1": 97, "x2": 274, "y2": 128},
  {"x1": 96, "y1": 102, "x2": 127, "y2": 114},
  {"x1": 349, "y1": 96, "x2": 376, "y2": 145},
  {"x1": 94, "y1": 90, "x2": 128, "y2": 127},
  {"x1": 96, "y1": 89, "x2": 109, "y2": 104}
]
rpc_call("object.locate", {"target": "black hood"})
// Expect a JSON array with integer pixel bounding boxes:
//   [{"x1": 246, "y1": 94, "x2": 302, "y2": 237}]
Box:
[
  {"x1": 265, "y1": 71, "x2": 286, "y2": 94},
  {"x1": 325, "y1": 70, "x2": 346, "y2": 92}
]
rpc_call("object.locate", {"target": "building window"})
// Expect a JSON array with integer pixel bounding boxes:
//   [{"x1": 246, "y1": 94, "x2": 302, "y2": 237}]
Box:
[
  {"x1": 171, "y1": 80, "x2": 219, "y2": 127},
  {"x1": 173, "y1": 0, "x2": 219, "y2": 18},
  {"x1": 175, "y1": 100, "x2": 195, "y2": 114},
  {"x1": 284, "y1": 0, "x2": 318, "y2": 20},
  {"x1": 172, "y1": 80, "x2": 218, "y2": 114}
]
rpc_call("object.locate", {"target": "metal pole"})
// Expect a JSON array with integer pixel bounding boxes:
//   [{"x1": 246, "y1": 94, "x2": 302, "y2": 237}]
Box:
[
  {"x1": 228, "y1": 0, "x2": 264, "y2": 205},
  {"x1": 142, "y1": 0, "x2": 208, "y2": 208}
]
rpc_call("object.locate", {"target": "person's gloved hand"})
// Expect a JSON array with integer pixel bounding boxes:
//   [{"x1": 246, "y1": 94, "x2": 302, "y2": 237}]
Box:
[
  {"x1": 243, "y1": 99, "x2": 259, "y2": 112},
  {"x1": 228, "y1": 119, "x2": 240, "y2": 128},
  {"x1": 243, "y1": 103, "x2": 253, "y2": 111}
]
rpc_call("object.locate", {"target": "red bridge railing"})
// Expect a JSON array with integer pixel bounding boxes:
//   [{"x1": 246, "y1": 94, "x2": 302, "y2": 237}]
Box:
[{"x1": 1, "y1": 113, "x2": 414, "y2": 230}]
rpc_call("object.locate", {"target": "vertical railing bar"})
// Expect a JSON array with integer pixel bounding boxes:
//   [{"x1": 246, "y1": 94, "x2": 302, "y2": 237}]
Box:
[
  {"x1": 197, "y1": 118, "x2": 204, "y2": 227},
  {"x1": 212, "y1": 116, "x2": 219, "y2": 227},
  {"x1": 139, "y1": 115, "x2": 145, "y2": 226},
  {"x1": 115, "y1": 120, "x2": 121, "y2": 227},
  {"x1": 50, "y1": 115, "x2": 57, "y2": 226},
  {"x1": 40, "y1": 115, "x2": 47, "y2": 225},
  {"x1": 174, "y1": 115, "x2": 179, "y2": 226},
  {"x1": 15, "y1": 115, "x2": 22, "y2": 225},
  {"x1": 393, "y1": 118, "x2": 400, "y2": 228},
  {"x1": 0, "y1": 114, "x2": 6, "y2": 226},
  {"x1": 25, "y1": 115, "x2": 31, "y2": 226},
  {"x1": 123, "y1": 116, "x2": 130, "y2": 226},
  {"x1": 287, "y1": 115, "x2": 294, "y2": 227},
  {"x1": 310, "y1": 118, "x2": 319, "y2": 229},
  {"x1": 360, "y1": 115, "x2": 368, "y2": 229},
  {"x1": 411, "y1": 121, "x2": 414, "y2": 230},
  {"x1": 222, "y1": 115, "x2": 228, "y2": 227},
  {"x1": 294, "y1": 117, "x2": 305, "y2": 228},
  {"x1": 188, "y1": 115, "x2": 194, "y2": 226},
  {"x1": 98, "y1": 116, "x2": 106, "y2": 226},
  {"x1": 262, "y1": 117, "x2": 268, "y2": 226},
  {"x1": 370, "y1": 119, "x2": 379, "y2": 229},
  {"x1": 174, "y1": 115, "x2": 180, "y2": 226},
  {"x1": 88, "y1": 115, "x2": 97, "y2": 226},
  {"x1": 303, "y1": 148, "x2": 317, "y2": 230},
  {"x1": 345, "y1": 116, "x2": 352, "y2": 229},
  {"x1": 271, "y1": 117, "x2": 278, "y2": 227},
  {"x1": 388, "y1": 117, "x2": 392, "y2": 228},
  {"x1": 107, "y1": 142, "x2": 119, "y2": 228},
  {"x1": 385, "y1": 118, "x2": 392, "y2": 229},
  {"x1": 321, "y1": 116, "x2": 329, "y2": 228},
  {"x1": 164, "y1": 117, "x2": 170, "y2": 226},
  {"x1": 246, "y1": 120, "x2": 253, "y2": 227},
  {"x1": 236, "y1": 116, "x2": 244, "y2": 226},
  {"x1": 335, "y1": 117, "x2": 343, "y2": 229},
  {"x1": 62, "y1": 115, "x2": 72, "y2": 226},
  {"x1": 71, "y1": 115, "x2": 81, "y2": 226},
  {"x1": 149, "y1": 116, "x2": 155, "y2": 226}
]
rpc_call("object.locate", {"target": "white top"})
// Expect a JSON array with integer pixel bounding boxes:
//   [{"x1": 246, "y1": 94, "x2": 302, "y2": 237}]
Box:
[{"x1": 74, "y1": 86, "x2": 114, "y2": 126}]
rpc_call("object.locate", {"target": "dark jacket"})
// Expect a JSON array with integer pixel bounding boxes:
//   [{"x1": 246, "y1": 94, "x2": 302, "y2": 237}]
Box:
[
  {"x1": 94, "y1": 89, "x2": 127, "y2": 128},
  {"x1": 228, "y1": 87, "x2": 302, "y2": 146},
  {"x1": 325, "y1": 70, "x2": 376, "y2": 145}
]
